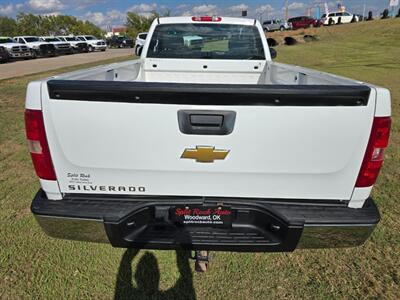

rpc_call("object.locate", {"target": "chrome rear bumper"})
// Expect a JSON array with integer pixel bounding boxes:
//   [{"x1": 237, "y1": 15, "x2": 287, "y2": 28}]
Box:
[{"x1": 32, "y1": 190, "x2": 379, "y2": 251}]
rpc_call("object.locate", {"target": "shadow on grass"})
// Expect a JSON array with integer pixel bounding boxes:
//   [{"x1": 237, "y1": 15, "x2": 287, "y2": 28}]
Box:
[{"x1": 114, "y1": 249, "x2": 196, "y2": 300}]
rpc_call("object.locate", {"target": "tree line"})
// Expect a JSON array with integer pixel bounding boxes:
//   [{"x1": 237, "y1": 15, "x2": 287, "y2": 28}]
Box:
[
  {"x1": 0, "y1": 13, "x2": 105, "y2": 37},
  {"x1": 125, "y1": 11, "x2": 163, "y2": 38},
  {"x1": 0, "y1": 11, "x2": 166, "y2": 38}
]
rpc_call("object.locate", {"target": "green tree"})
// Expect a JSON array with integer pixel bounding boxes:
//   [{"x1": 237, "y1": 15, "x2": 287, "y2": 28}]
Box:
[
  {"x1": 125, "y1": 12, "x2": 158, "y2": 38},
  {"x1": 16, "y1": 13, "x2": 44, "y2": 35},
  {"x1": 0, "y1": 16, "x2": 18, "y2": 36},
  {"x1": 15, "y1": 13, "x2": 105, "y2": 37}
]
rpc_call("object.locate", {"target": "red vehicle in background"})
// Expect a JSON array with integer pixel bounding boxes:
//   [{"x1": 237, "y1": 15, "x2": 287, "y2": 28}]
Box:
[{"x1": 287, "y1": 16, "x2": 322, "y2": 29}]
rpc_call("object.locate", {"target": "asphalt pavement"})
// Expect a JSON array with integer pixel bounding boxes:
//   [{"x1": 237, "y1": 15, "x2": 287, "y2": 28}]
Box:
[{"x1": 0, "y1": 48, "x2": 133, "y2": 80}]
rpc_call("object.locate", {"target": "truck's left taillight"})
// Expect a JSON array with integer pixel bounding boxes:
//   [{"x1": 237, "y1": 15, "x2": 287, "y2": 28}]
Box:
[{"x1": 25, "y1": 109, "x2": 57, "y2": 180}]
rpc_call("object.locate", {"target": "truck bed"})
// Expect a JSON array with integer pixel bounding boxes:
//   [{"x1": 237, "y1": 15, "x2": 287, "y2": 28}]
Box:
[{"x1": 53, "y1": 58, "x2": 366, "y2": 86}]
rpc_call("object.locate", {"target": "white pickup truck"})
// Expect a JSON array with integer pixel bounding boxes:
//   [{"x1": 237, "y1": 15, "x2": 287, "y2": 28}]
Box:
[{"x1": 26, "y1": 16, "x2": 391, "y2": 253}]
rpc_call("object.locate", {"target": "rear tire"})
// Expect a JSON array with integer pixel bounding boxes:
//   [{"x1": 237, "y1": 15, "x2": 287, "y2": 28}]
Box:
[{"x1": 280, "y1": 26, "x2": 285, "y2": 31}]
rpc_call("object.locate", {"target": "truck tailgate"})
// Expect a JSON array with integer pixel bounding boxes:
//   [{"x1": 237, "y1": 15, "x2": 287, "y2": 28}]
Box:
[{"x1": 42, "y1": 80, "x2": 375, "y2": 201}]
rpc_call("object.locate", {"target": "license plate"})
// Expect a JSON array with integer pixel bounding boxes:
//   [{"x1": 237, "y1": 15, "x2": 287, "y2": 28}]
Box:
[{"x1": 171, "y1": 205, "x2": 233, "y2": 227}]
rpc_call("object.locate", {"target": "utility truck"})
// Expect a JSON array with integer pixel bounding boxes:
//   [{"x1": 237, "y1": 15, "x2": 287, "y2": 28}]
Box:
[{"x1": 26, "y1": 16, "x2": 391, "y2": 269}]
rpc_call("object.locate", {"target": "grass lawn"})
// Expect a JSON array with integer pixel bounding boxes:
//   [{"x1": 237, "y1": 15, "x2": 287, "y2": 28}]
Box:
[{"x1": 0, "y1": 19, "x2": 399, "y2": 299}]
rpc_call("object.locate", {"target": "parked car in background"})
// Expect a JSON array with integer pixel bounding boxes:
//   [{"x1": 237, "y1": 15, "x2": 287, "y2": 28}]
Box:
[
  {"x1": 288, "y1": 16, "x2": 321, "y2": 29},
  {"x1": 262, "y1": 19, "x2": 292, "y2": 32},
  {"x1": 134, "y1": 32, "x2": 147, "y2": 56},
  {"x1": 40, "y1": 37, "x2": 73, "y2": 55},
  {"x1": 321, "y1": 11, "x2": 359, "y2": 25},
  {"x1": 57, "y1": 36, "x2": 89, "y2": 53},
  {"x1": 0, "y1": 46, "x2": 10, "y2": 63},
  {"x1": 76, "y1": 35, "x2": 106, "y2": 52},
  {"x1": 107, "y1": 35, "x2": 134, "y2": 48},
  {"x1": 0, "y1": 36, "x2": 32, "y2": 60},
  {"x1": 14, "y1": 36, "x2": 56, "y2": 58}
]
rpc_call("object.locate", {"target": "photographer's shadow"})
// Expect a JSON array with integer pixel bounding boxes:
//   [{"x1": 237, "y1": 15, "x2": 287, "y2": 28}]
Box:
[{"x1": 114, "y1": 249, "x2": 196, "y2": 300}]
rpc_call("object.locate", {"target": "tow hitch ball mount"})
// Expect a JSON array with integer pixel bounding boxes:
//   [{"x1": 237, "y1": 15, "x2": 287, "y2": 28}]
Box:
[{"x1": 192, "y1": 250, "x2": 210, "y2": 272}]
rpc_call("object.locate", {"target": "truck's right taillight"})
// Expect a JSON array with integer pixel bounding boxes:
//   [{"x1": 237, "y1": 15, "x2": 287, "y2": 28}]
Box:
[
  {"x1": 355, "y1": 117, "x2": 391, "y2": 187},
  {"x1": 25, "y1": 109, "x2": 57, "y2": 180}
]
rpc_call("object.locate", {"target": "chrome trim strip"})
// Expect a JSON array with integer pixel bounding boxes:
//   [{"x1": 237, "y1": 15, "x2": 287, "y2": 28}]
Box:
[
  {"x1": 34, "y1": 215, "x2": 109, "y2": 243},
  {"x1": 297, "y1": 224, "x2": 376, "y2": 249}
]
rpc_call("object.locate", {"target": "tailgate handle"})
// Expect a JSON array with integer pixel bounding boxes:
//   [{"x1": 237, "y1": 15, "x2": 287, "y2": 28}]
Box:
[
  {"x1": 178, "y1": 110, "x2": 236, "y2": 135},
  {"x1": 190, "y1": 114, "x2": 223, "y2": 127}
]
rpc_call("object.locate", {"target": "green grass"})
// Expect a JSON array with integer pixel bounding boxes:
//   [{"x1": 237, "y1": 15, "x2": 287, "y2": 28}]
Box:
[{"x1": 1, "y1": 19, "x2": 400, "y2": 299}]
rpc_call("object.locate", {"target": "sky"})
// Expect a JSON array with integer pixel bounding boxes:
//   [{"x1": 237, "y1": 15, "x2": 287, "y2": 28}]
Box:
[{"x1": 0, "y1": 0, "x2": 394, "y2": 29}]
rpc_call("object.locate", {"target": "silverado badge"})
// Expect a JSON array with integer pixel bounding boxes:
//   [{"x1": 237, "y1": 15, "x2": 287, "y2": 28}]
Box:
[{"x1": 181, "y1": 146, "x2": 229, "y2": 163}]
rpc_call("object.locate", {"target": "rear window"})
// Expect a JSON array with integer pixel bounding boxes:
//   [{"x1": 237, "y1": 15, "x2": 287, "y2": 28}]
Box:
[
  {"x1": 138, "y1": 33, "x2": 147, "y2": 39},
  {"x1": 24, "y1": 37, "x2": 39, "y2": 42},
  {"x1": 147, "y1": 23, "x2": 265, "y2": 60},
  {"x1": 42, "y1": 38, "x2": 60, "y2": 42}
]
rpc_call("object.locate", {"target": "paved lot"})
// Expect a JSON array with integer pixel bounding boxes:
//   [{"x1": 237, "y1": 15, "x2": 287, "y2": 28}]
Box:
[{"x1": 0, "y1": 48, "x2": 133, "y2": 80}]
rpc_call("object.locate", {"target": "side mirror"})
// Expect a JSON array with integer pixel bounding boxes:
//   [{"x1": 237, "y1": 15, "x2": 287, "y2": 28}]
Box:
[
  {"x1": 137, "y1": 46, "x2": 143, "y2": 56},
  {"x1": 269, "y1": 47, "x2": 277, "y2": 59}
]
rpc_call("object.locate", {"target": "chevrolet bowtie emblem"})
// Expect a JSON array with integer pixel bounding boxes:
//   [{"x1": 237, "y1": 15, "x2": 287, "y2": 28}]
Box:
[{"x1": 181, "y1": 146, "x2": 229, "y2": 163}]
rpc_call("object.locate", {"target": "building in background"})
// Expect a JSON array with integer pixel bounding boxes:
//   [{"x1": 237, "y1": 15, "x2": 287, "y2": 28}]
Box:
[{"x1": 105, "y1": 27, "x2": 127, "y2": 38}]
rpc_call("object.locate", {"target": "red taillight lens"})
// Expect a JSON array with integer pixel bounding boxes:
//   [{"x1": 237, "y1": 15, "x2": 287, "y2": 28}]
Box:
[
  {"x1": 192, "y1": 16, "x2": 222, "y2": 22},
  {"x1": 25, "y1": 109, "x2": 57, "y2": 180},
  {"x1": 355, "y1": 117, "x2": 391, "y2": 187}
]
